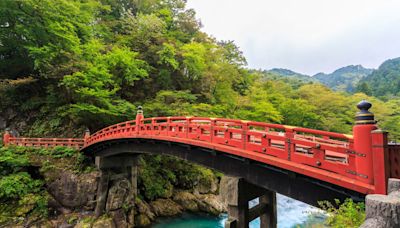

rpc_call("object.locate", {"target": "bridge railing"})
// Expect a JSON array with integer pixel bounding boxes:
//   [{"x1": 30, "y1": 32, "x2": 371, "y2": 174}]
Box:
[
  {"x1": 388, "y1": 144, "x2": 400, "y2": 178},
  {"x1": 2, "y1": 100, "x2": 396, "y2": 195},
  {"x1": 84, "y1": 115, "x2": 364, "y2": 187},
  {"x1": 3, "y1": 134, "x2": 85, "y2": 149}
]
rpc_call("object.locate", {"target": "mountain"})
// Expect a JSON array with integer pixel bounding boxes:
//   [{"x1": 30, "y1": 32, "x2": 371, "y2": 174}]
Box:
[
  {"x1": 313, "y1": 65, "x2": 373, "y2": 92},
  {"x1": 358, "y1": 57, "x2": 400, "y2": 97},
  {"x1": 267, "y1": 68, "x2": 316, "y2": 83}
]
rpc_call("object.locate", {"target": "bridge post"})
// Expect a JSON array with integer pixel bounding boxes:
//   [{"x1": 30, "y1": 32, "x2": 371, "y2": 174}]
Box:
[
  {"x1": 221, "y1": 176, "x2": 277, "y2": 228},
  {"x1": 259, "y1": 191, "x2": 277, "y2": 227},
  {"x1": 95, "y1": 168, "x2": 110, "y2": 217},
  {"x1": 353, "y1": 100, "x2": 377, "y2": 184},
  {"x1": 136, "y1": 106, "x2": 144, "y2": 132},
  {"x1": 2, "y1": 128, "x2": 10, "y2": 146},
  {"x1": 94, "y1": 155, "x2": 139, "y2": 219},
  {"x1": 371, "y1": 130, "x2": 389, "y2": 194},
  {"x1": 83, "y1": 129, "x2": 90, "y2": 147}
]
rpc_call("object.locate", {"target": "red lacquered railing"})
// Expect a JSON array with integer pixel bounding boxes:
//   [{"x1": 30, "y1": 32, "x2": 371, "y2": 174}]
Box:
[
  {"x1": 2, "y1": 110, "x2": 392, "y2": 195},
  {"x1": 6, "y1": 137, "x2": 84, "y2": 149},
  {"x1": 389, "y1": 144, "x2": 400, "y2": 178},
  {"x1": 84, "y1": 116, "x2": 383, "y2": 194}
]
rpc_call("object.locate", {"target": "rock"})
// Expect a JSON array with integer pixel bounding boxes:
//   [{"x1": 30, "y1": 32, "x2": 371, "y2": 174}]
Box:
[
  {"x1": 195, "y1": 177, "x2": 218, "y2": 194},
  {"x1": 74, "y1": 217, "x2": 94, "y2": 228},
  {"x1": 173, "y1": 191, "x2": 199, "y2": 212},
  {"x1": 127, "y1": 208, "x2": 135, "y2": 226},
  {"x1": 74, "y1": 220, "x2": 92, "y2": 228},
  {"x1": 136, "y1": 200, "x2": 155, "y2": 220},
  {"x1": 135, "y1": 214, "x2": 151, "y2": 227},
  {"x1": 92, "y1": 217, "x2": 116, "y2": 228},
  {"x1": 150, "y1": 199, "x2": 183, "y2": 217},
  {"x1": 15, "y1": 197, "x2": 36, "y2": 216},
  {"x1": 162, "y1": 183, "x2": 174, "y2": 198},
  {"x1": 360, "y1": 216, "x2": 393, "y2": 228},
  {"x1": 59, "y1": 224, "x2": 75, "y2": 228},
  {"x1": 106, "y1": 178, "x2": 131, "y2": 211},
  {"x1": 110, "y1": 209, "x2": 128, "y2": 228},
  {"x1": 17, "y1": 121, "x2": 27, "y2": 130},
  {"x1": 5, "y1": 108, "x2": 17, "y2": 120},
  {"x1": 196, "y1": 194, "x2": 227, "y2": 215},
  {"x1": 361, "y1": 178, "x2": 400, "y2": 228},
  {"x1": 0, "y1": 116, "x2": 6, "y2": 129},
  {"x1": 388, "y1": 178, "x2": 400, "y2": 194},
  {"x1": 365, "y1": 194, "x2": 400, "y2": 226},
  {"x1": 48, "y1": 194, "x2": 70, "y2": 217},
  {"x1": 45, "y1": 170, "x2": 99, "y2": 210}
]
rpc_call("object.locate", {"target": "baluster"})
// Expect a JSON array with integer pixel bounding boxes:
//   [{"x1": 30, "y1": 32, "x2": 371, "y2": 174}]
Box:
[
  {"x1": 242, "y1": 121, "x2": 249, "y2": 150},
  {"x1": 285, "y1": 128, "x2": 295, "y2": 161},
  {"x1": 210, "y1": 118, "x2": 216, "y2": 143},
  {"x1": 371, "y1": 130, "x2": 389, "y2": 194}
]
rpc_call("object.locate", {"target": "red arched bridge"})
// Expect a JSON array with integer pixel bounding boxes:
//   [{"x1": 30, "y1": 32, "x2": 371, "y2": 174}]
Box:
[{"x1": 3, "y1": 100, "x2": 400, "y2": 205}]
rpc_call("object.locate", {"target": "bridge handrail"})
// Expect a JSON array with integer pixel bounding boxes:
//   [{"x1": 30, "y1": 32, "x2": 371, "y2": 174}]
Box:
[
  {"x1": 6, "y1": 136, "x2": 84, "y2": 148},
  {"x1": 86, "y1": 116, "x2": 353, "y2": 148},
  {"x1": 3, "y1": 100, "x2": 394, "y2": 195}
]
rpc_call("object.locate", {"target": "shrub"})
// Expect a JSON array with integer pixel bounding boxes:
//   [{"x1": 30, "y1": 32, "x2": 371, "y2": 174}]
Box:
[
  {"x1": 138, "y1": 154, "x2": 219, "y2": 200},
  {"x1": 319, "y1": 198, "x2": 365, "y2": 228},
  {"x1": 0, "y1": 172, "x2": 43, "y2": 199}
]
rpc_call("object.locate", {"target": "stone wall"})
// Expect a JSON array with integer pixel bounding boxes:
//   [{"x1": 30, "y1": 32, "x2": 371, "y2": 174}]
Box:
[{"x1": 360, "y1": 178, "x2": 400, "y2": 228}]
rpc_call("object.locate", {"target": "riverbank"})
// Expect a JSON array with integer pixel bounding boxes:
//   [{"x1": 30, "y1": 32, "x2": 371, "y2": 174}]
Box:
[{"x1": 0, "y1": 146, "x2": 227, "y2": 227}]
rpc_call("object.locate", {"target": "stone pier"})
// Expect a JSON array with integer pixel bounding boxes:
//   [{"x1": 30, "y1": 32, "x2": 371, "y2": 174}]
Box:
[
  {"x1": 361, "y1": 178, "x2": 400, "y2": 228},
  {"x1": 94, "y1": 154, "x2": 139, "y2": 223},
  {"x1": 220, "y1": 176, "x2": 277, "y2": 228}
]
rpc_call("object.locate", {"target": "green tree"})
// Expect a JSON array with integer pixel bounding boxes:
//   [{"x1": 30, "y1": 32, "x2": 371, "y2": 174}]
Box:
[
  {"x1": 356, "y1": 82, "x2": 372, "y2": 95},
  {"x1": 0, "y1": 0, "x2": 103, "y2": 79}
]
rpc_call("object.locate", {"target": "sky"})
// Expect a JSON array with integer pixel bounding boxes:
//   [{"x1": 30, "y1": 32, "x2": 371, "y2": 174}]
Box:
[{"x1": 186, "y1": 0, "x2": 400, "y2": 75}]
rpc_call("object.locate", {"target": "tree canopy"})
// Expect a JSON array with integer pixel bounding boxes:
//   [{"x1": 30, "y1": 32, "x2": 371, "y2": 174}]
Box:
[{"x1": 0, "y1": 0, "x2": 400, "y2": 141}]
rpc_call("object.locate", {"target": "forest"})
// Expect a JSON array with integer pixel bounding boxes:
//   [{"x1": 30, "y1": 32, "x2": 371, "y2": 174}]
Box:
[
  {"x1": 0, "y1": 0, "x2": 398, "y2": 227},
  {"x1": 1, "y1": 0, "x2": 400, "y2": 140}
]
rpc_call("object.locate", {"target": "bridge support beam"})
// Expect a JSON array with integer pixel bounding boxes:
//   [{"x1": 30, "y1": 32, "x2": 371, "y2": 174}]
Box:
[
  {"x1": 94, "y1": 155, "x2": 139, "y2": 218},
  {"x1": 95, "y1": 168, "x2": 110, "y2": 217},
  {"x1": 221, "y1": 176, "x2": 277, "y2": 228}
]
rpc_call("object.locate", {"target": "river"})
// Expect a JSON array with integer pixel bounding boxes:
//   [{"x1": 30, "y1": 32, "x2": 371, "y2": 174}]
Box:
[{"x1": 153, "y1": 194, "x2": 326, "y2": 228}]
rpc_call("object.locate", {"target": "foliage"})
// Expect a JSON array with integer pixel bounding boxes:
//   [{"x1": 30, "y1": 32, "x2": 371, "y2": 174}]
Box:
[
  {"x1": 5, "y1": 0, "x2": 400, "y2": 226},
  {"x1": 319, "y1": 199, "x2": 365, "y2": 228},
  {"x1": 0, "y1": 0, "x2": 104, "y2": 79},
  {"x1": 138, "y1": 155, "x2": 218, "y2": 201},
  {"x1": 358, "y1": 57, "x2": 400, "y2": 98},
  {"x1": 0, "y1": 172, "x2": 43, "y2": 199},
  {"x1": 314, "y1": 65, "x2": 373, "y2": 92},
  {"x1": 0, "y1": 146, "x2": 85, "y2": 225},
  {"x1": 0, "y1": 146, "x2": 30, "y2": 175}
]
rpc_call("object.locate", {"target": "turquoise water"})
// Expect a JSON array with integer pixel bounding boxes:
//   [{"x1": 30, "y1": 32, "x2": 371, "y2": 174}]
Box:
[
  {"x1": 153, "y1": 194, "x2": 326, "y2": 228},
  {"x1": 153, "y1": 213, "x2": 227, "y2": 228}
]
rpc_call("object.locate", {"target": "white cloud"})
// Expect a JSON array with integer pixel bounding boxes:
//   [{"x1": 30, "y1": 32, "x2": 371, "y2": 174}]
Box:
[{"x1": 187, "y1": 0, "x2": 400, "y2": 75}]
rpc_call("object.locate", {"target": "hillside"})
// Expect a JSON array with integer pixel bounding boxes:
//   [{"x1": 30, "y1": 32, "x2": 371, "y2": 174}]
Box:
[
  {"x1": 267, "y1": 68, "x2": 316, "y2": 83},
  {"x1": 358, "y1": 57, "x2": 400, "y2": 97},
  {"x1": 313, "y1": 65, "x2": 373, "y2": 92}
]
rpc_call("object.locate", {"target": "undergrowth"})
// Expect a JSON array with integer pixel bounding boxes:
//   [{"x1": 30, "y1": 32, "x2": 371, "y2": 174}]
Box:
[{"x1": 318, "y1": 198, "x2": 365, "y2": 228}]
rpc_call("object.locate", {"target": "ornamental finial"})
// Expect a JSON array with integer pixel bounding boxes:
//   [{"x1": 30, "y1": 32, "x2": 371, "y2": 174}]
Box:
[
  {"x1": 355, "y1": 100, "x2": 375, "y2": 125},
  {"x1": 137, "y1": 105, "x2": 143, "y2": 115}
]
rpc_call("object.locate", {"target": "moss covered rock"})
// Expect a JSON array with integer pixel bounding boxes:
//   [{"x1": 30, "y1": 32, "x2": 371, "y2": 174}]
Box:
[
  {"x1": 135, "y1": 214, "x2": 151, "y2": 227},
  {"x1": 173, "y1": 191, "x2": 199, "y2": 212},
  {"x1": 150, "y1": 199, "x2": 183, "y2": 217}
]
